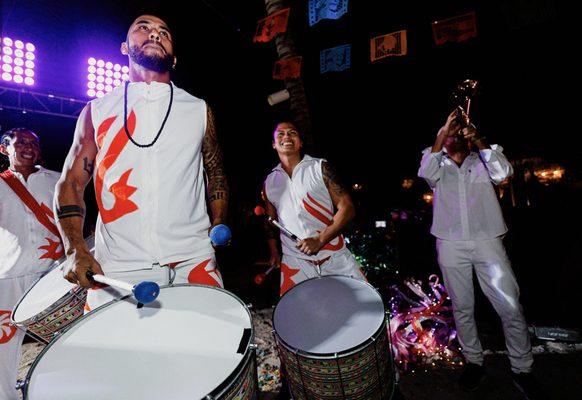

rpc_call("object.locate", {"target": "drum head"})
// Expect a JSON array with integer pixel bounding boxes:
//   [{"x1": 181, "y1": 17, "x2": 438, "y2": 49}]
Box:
[
  {"x1": 25, "y1": 285, "x2": 252, "y2": 400},
  {"x1": 273, "y1": 275, "x2": 385, "y2": 355},
  {"x1": 12, "y1": 236, "x2": 94, "y2": 325}
]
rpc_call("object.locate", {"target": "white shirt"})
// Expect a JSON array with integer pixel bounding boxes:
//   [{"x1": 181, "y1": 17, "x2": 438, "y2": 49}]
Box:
[
  {"x1": 264, "y1": 155, "x2": 348, "y2": 260},
  {"x1": 418, "y1": 145, "x2": 513, "y2": 241},
  {"x1": 0, "y1": 167, "x2": 61, "y2": 278},
  {"x1": 89, "y1": 81, "x2": 213, "y2": 273}
]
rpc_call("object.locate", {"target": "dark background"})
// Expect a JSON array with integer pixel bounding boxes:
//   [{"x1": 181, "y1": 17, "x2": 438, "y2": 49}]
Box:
[{"x1": 1, "y1": 0, "x2": 580, "y2": 329}]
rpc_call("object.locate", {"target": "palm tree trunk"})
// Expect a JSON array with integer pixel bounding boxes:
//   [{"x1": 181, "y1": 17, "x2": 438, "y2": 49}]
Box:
[{"x1": 264, "y1": 0, "x2": 314, "y2": 152}]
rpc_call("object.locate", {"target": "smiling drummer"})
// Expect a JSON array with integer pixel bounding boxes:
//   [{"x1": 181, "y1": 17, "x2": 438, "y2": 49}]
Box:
[
  {"x1": 0, "y1": 128, "x2": 62, "y2": 400},
  {"x1": 263, "y1": 121, "x2": 366, "y2": 296}
]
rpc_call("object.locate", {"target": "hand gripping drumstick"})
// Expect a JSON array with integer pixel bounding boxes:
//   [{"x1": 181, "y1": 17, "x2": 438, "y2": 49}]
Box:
[
  {"x1": 254, "y1": 206, "x2": 302, "y2": 243},
  {"x1": 87, "y1": 273, "x2": 160, "y2": 305}
]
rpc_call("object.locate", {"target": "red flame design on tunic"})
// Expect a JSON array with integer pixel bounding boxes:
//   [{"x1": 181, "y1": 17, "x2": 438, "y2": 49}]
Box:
[
  {"x1": 38, "y1": 203, "x2": 63, "y2": 260},
  {"x1": 302, "y1": 193, "x2": 344, "y2": 251},
  {"x1": 94, "y1": 112, "x2": 139, "y2": 224},
  {"x1": 187, "y1": 259, "x2": 222, "y2": 287},
  {"x1": 279, "y1": 262, "x2": 301, "y2": 296},
  {"x1": 0, "y1": 310, "x2": 17, "y2": 344}
]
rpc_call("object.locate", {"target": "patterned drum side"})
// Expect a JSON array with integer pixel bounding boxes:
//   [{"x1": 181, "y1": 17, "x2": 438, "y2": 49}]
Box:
[{"x1": 277, "y1": 321, "x2": 394, "y2": 400}]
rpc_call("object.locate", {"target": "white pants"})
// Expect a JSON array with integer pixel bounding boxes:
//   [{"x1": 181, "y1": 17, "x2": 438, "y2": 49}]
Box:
[
  {"x1": 85, "y1": 254, "x2": 222, "y2": 312},
  {"x1": 0, "y1": 273, "x2": 43, "y2": 400},
  {"x1": 436, "y1": 238, "x2": 533, "y2": 373},
  {"x1": 280, "y1": 251, "x2": 366, "y2": 296}
]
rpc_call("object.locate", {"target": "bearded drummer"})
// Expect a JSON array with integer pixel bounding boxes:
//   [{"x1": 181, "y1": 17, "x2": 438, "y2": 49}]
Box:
[
  {"x1": 0, "y1": 128, "x2": 62, "y2": 400},
  {"x1": 263, "y1": 121, "x2": 366, "y2": 296},
  {"x1": 55, "y1": 14, "x2": 228, "y2": 311}
]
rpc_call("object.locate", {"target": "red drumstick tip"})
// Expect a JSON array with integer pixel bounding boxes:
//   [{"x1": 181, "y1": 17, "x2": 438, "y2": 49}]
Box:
[
  {"x1": 254, "y1": 205, "x2": 266, "y2": 216},
  {"x1": 254, "y1": 273, "x2": 266, "y2": 285}
]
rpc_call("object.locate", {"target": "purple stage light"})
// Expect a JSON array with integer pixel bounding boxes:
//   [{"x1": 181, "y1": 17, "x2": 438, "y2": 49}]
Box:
[
  {"x1": 86, "y1": 57, "x2": 128, "y2": 98},
  {"x1": 1, "y1": 36, "x2": 35, "y2": 86}
]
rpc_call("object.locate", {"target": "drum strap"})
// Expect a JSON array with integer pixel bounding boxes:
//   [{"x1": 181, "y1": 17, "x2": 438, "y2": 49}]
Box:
[{"x1": 0, "y1": 170, "x2": 62, "y2": 239}]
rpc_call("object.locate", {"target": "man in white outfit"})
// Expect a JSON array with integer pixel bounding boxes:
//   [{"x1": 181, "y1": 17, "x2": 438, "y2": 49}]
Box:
[
  {"x1": 418, "y1": 109, "x2": 542, "y2": 398},
  {"x1": 263, "y1": 121, "x2": 366, "y2": 296},
  {"x1": 55, "y1": 15, "x2": 228, "y2": 310},
  {"x1": 0, "y1": 128, "x2": 62, "y2": 400}
]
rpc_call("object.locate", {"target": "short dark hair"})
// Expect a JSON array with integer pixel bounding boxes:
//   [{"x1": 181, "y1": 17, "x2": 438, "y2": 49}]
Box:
[
  {"x1": 272, "y1": 120, "x2": 302, "y2": 139},
  {"x1": 1, "y1": 127, "x2": 39, "y2": 147}
]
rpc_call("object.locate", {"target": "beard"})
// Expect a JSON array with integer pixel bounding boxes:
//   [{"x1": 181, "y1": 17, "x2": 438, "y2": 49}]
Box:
[{"x1": 128, "y1": 43, "x2": 174, "y2": 73}]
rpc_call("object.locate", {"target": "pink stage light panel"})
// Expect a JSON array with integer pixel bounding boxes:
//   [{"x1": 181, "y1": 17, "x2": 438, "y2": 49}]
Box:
[
  {"x1": 86, "y1": 58, "x2": 128, "y2": 98},
  {"x1": 1, "y1": 36, "x2": 36, "y2": 86}
]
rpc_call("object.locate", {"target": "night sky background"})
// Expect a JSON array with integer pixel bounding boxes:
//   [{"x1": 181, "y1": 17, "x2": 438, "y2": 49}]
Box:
[{"x1": 1, "y1": 1, "x2": 580, "y2": 328}]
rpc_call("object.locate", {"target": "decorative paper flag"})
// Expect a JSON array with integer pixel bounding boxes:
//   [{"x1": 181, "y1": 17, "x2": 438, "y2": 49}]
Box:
[
  {"x1": 253, "y1": 8, "x2": 291, "y2": 43},
  {"x1": 273, "y1": 56, "x2": 302, "y2": 80},
  {"x1": 431, "y1": 12, "x2": 477, "y2": 46},
  {"x1": 320, "y1": 44, "x2": 351, "y2": 73},
  {"x1": 370, "y1": 30, "x2": 407, "y2": 62},
  {"x1": 308, "y1": 0, "x2": 349, "y2": 26}
]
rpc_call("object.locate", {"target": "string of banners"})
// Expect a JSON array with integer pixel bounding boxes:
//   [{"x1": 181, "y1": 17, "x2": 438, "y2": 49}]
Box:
[{"x1": 254, "y1": 6, "x2": 477, "y2": 78}]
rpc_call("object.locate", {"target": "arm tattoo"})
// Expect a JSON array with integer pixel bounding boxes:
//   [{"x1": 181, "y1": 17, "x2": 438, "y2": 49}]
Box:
[
  {"x1": 202, "y1": 106, "x2": 228, "y2": 203},
  {"x1": 322, "y1": 161, "x2": 347, "y2": 197},
  {"x1": 56, "y1": 205, "x2": 86, "y2": 220},
  {"x1": 83, "y1": 157, "x2": 94, "y2": 175}
]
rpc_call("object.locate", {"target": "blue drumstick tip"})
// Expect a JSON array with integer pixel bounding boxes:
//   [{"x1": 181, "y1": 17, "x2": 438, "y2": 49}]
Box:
[
  {"x1": 133, "y1": 281, "x2": 160, "y2": 304},
  {"x1": 210, "y1": 224, "x2": 231, "y2": 246}
]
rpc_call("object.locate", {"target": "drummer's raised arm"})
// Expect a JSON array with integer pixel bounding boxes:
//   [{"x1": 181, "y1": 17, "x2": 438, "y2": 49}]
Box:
[{"x1": 55, "y1": 103, "x2": 103, "y2": 287}]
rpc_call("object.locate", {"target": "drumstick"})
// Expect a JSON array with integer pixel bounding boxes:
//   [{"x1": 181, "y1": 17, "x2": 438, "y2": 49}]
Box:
[
  {"x1": 88, "y1": 273, "x2": 160, "y2": 304},
  {"x1": 254, "y1": 264, "x2": 278, "y2": 285},
  {"x1": 209, "y1": 224, "x2": 232, "y2": 246},
  {"x1": 254, "y1": 206, "x2": 302, "y2": 243}
]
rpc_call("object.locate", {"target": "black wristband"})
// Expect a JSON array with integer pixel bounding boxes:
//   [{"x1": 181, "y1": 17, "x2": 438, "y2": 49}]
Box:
[{"x1": 56, "y1": 205, "x2": 86, "y2": 220}]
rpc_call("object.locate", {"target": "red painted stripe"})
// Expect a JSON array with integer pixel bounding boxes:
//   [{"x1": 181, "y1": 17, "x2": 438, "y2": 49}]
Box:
[
  {"x1": 306, "y1": 193, "x2": 333, "y2": 217},
  {"x1": 303, "y1": 200, "x2": 332, "y2": 226}
]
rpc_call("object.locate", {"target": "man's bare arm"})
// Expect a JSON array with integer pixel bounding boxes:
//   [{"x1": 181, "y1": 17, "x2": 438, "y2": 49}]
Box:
[
  {"x1": 296, "y1": 161, "x2": 355, "y2": 255},
  {"x1": 264, "y1": 193, "x2": 281, "y2": 267},
  {"x1": 320, "y1": 161, "x2": 355, "y2": 243},
  {"x1": 202, "y1": 105, "x2": 229, "y2": 227},
  {"x1": 55, "y1": 103, "x2": 103, "y2": 287}
]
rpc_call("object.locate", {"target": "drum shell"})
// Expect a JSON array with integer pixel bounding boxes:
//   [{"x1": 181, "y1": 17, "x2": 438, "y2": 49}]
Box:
[
  {"x1": 273, "y1": 276, "x2": 395, "y2": 399},
  {"x1": 11, "y1": 236, "x2": 93, "y2": 343}
]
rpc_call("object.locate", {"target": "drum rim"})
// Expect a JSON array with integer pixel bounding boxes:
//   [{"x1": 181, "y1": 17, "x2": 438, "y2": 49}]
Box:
[
  {"x1": 11, "y1": 236, "x2": 94, "y2": 327},
  {"x1": 23, "y1": 283, "x2": 254, "y2": 400},
  {"x1": 272, "y1": 274, "x2": 387, "y2": 358}
]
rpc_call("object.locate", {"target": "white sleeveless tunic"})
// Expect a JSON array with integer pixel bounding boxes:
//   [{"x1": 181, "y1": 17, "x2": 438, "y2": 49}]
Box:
[
  {"x1": 89, "y1": 81, "x2": 212, "y2": 273},
  {"x1": 264, "y1": 155, "x2": 347, "y2": 261}
]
